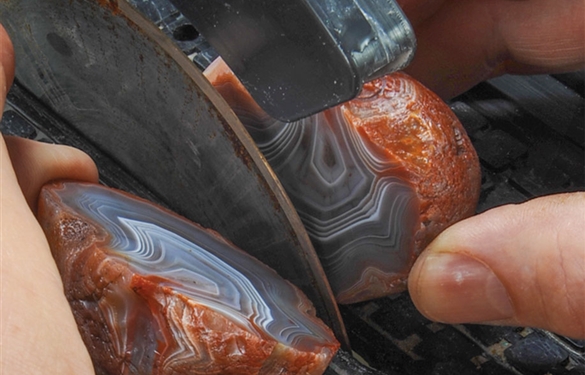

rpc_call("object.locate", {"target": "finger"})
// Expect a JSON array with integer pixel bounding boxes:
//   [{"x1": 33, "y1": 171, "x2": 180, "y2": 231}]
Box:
[
  {"x1": 3, "y1": 136, "x2": 99, "y2": 213},
  {"x1": 0, "y1": 137, "x2": 96, "y2": 375},
  {"x1": 408, "y1": 193, "x2": 585, "y2": 339},
  {"x1": 401, "y1": 0, "x2": 585, "y2": 99},
  {"x1": 0, "y1": 23, "x2": 15, "y2": 109},
  {"x1": 0, "y1": 24, "x2": 96, "y2": 374},
  {"x1": 396, "y1": 0, "x2": 446, "y2": 29}
]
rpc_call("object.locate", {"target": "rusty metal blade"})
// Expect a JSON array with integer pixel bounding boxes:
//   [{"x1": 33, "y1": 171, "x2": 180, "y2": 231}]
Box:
[{"x1": 0, "y1": 0, "x2": 348, "y2": 348}]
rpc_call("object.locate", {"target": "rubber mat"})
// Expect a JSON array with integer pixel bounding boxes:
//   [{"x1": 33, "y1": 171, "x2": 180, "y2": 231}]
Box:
[{"x1": 1, "y1": 1, "x2": 583, "y2": 373}]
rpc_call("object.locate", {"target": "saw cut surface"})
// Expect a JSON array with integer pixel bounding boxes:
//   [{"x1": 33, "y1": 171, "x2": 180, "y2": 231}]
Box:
[
  {"x1": 37, "y1": 181, "x2": 339, "y2": 375},
  {"x1": 205, "y1": 59, "x2": 481, "y2": 304}
]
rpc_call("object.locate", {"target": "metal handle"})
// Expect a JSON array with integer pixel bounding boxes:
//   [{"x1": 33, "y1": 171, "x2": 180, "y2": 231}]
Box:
[{"x1": 170, "y1": 0, "x2": 416, "y2": 121}]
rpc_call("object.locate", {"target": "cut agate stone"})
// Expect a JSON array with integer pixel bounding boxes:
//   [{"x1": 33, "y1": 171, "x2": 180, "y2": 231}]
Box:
[
  {"x1": 37, "y1": 181, "x2": 340, "y2": 375},
  {"x1": 205, "y1": 59, "x2": 481, "y2": 304}
]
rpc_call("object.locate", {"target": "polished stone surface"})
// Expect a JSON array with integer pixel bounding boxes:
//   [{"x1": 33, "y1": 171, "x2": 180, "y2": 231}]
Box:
[{"x1": 38, "y1": 181, "x2": 339, "y2": 375}]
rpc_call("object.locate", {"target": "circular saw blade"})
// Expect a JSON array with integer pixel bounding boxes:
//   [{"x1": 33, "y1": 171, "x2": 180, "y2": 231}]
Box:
[{"x1": 0, "y1": 0, "x2": 348, "y2": 347}]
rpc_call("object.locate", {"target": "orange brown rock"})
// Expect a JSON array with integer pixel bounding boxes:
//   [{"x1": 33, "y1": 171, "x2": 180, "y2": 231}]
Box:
[
  {"x1": 205, "y1": 59, "x2": 480, "y2": 303},
  {"x1": 37, "y1": 181, "x2": 340, "y2": 374}
]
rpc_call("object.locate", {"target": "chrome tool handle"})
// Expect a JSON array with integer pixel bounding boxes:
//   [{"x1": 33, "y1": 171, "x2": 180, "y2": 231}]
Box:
[
  {"x1": 309, "y1": 0, "x2": 416, "y2": 81},
  {"x1": 170, "y1": 0, "x2": 416, "y2": 121}
]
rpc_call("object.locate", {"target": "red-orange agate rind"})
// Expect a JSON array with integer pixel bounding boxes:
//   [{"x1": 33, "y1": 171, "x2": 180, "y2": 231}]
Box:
[
  {"x1": 37, "y1": 181, "x2": 339, "y2": 375},
  {"x1": 344, "y1": 75, "x2": 480, "y2": 253},
  {"x1": 205, "y1": 59, "x2": 480, "y2": 304}
]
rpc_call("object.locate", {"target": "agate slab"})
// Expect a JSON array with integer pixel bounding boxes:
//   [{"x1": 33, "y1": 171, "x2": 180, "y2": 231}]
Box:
[
  {"x1": 205, "y1": 59, "x2": 481, "y2": 304},
  {"x1": 38, "y1": 181, "x2": 340, "y2": 375},
  {"x1": 0, "y1": 0, "x2": 347, "y2": 345}
]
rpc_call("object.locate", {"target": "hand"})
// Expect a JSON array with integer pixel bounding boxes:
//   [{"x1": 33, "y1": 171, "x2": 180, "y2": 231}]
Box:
[
  {"x1": 402, "y1": 1, "x2": 585, "y2": 339},
  {"x1": 0, "y1": 25, "x2": 97, "y2": 374},
  {"x1": 399, "y1": 0, "x2": 585, "y2": 99},
  {"x1": 408, "y1": 194, "x2": 585, "y2": 339}
]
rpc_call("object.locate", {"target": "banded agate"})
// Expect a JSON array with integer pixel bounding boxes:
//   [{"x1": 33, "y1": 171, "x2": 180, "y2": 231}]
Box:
[
  {"x1": 37, "y1": 181, "x2": 339, "y2": 375},
  {"x1": 205, "y1": 59, "x2": 480, "y2": 304}
]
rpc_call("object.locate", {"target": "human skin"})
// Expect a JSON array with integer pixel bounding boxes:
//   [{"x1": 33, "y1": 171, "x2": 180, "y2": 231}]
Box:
[
  {"x1": 399, "y1": 0, "x2": 585, "y2": 99},
  {"x1": 0, "y1": 1, "x2": 584, "y2": 373},
  {"x1": 0, "y1": 25, "x2": 98, "y2": 374},
  {"x1": 408, "y1": 194, "x2": 585, "y2": 339},
  {"x1": 400, "y1": 0, "x2": 585, "y2": 339}
]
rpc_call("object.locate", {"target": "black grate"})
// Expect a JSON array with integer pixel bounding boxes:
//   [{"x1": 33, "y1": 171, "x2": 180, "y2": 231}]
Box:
[{"x1": 2, "y1": 1, "x2": 583, "y2": 374}]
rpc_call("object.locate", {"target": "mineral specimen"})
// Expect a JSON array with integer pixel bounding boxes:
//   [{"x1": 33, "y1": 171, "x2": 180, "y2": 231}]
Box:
[
  {"x1": 37, "y1": 181, "x2": 340, "y2": 375},
  {"x1": 205, "y1": 59, "x2": 481, "y2": 304}
]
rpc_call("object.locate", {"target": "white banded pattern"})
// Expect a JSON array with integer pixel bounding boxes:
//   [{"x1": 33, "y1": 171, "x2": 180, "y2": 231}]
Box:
[
  {"x1": 207, "y1": 58, "x2": 481, "y2": 305},
  {"x1": 42, "y1": 182, "x2": 339, "y2": 375},
  {"x1": 219, "y1": 80, "x2": 420, "y2": 303},
  {"x1": 247, "y1": 110, "x2": 419, "y2": 303}
]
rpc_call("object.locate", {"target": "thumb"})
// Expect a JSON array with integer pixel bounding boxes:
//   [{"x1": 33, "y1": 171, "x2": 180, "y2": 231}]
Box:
[
  {"x1": 0, "y1": 24, "x2": 15, "y2": 113},
  {"x1": 408, "y1": 193, "x2": 585, "y2": 339},
  {"x1": 3, "y1": 136, "x2": 99, "y2": 213}
]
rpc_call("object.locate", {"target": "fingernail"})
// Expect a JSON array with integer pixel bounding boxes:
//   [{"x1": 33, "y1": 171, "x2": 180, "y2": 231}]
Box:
[{"x1": 412, "y1": 252, "x2": 514, "y2": 324}]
